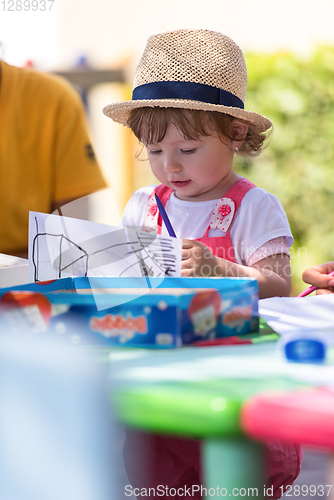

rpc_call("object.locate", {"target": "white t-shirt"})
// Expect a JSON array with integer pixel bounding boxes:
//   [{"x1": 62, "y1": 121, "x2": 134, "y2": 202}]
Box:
[{"x1": 121, "y1": 183, "x2": 293, "y2": 266}]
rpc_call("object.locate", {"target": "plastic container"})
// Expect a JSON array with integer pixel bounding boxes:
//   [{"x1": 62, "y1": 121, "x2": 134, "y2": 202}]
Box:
[{"x1": 0, "y1": 276, "x2": 259, "y2": 347}]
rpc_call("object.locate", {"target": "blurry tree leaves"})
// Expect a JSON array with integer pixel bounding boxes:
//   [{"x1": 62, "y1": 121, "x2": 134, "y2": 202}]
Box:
[{"x1": 236, "y1": 47, "x2": 334, "y2": 294}]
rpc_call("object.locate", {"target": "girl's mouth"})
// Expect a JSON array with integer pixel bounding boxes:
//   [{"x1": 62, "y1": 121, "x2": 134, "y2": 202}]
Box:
[{"x1": 171, "y1": 180, "x2": 191, "y2": 188}]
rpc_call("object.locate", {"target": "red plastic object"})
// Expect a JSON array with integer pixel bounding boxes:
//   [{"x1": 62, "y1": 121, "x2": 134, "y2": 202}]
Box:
[
  {"x1": 241, "y1": 388, "x2": 334, "y2": 450},
  {"x1": 36, "y1": 280, "x2": 57, "y2": 286},
  {"x1": 0, "y1": 291, "x2": 52, "y2": 328},
  {"x1": 193, "y1": 336, "x2": 252, "y2": 347}
]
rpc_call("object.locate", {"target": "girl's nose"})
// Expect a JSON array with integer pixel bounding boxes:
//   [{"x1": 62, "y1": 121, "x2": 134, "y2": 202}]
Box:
[{"x1": 163, "y1": 156, "x2": 182, "y2": 173}]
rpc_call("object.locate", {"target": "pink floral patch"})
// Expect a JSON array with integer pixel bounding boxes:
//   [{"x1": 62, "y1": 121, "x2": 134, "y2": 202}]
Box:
[
  {"x1": 218, "y1": 205, "x2": 231, "y2": 219},
  {"x1": 148, "y1": 204, "x2": 158, "y2": 216}
]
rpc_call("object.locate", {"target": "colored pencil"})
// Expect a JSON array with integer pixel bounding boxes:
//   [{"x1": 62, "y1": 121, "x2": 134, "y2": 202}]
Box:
[
  {"x1": 155, "y1": 193, "x2": 177, "y2": 237},
  {"x1": 298, "y1": 270, "x2": 334, "y2": 297}
]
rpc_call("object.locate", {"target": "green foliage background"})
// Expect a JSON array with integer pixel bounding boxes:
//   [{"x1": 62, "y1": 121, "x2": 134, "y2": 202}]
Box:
[{"x1": 235, "y1": 46, "x2": 334, "y2": 295}]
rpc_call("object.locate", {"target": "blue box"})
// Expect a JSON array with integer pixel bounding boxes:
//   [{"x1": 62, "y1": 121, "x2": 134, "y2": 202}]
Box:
[{"x1": 0, "y1": 277, "x2": 259, "y2": 348}]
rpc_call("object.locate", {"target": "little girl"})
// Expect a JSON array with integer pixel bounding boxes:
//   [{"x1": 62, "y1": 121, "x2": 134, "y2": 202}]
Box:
[
  {"x1": 104, "y1": 29, "x2": 300, "y2": 499},
  {"x1": 104, "y1": 29, "x2": 293, "y2": 300}
]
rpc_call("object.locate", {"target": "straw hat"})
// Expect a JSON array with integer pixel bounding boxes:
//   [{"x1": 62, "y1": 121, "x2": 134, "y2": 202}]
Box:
[{"x1": 103, "y1": 29, "x2": 272, "y2": 131}]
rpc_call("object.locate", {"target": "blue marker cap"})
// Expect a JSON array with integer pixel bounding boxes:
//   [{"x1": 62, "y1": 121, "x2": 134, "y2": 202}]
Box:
[
  {"x1": 284, "y1": 339, "x2": 326, "y2": 363},
  {"x1": 278, "y1": 330, "x2": 333, "y2": 364}
]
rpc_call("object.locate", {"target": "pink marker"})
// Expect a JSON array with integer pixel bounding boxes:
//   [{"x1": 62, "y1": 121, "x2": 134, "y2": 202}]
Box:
[{"x1": 298, "y1": 270, "x2": 334, "y2": 297}]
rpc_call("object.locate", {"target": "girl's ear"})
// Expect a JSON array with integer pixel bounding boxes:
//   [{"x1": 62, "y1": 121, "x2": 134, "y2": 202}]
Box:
[
  {"x1": 231, "y1": 119, "x2": 249, "y2": 142},
  {"x1": 230, "y1": 119, "x2": 249, "y2": 152}
]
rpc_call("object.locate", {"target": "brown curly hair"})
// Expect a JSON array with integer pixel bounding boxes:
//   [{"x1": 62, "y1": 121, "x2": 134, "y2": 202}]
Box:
[{"x1": 127, "y1": 107, "x2": 272, "y2": 157}]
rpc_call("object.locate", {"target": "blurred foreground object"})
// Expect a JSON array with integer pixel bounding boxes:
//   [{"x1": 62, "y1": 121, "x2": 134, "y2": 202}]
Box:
[{"x1": 0, "y1": 333, "x2": 116, "y2": 500}]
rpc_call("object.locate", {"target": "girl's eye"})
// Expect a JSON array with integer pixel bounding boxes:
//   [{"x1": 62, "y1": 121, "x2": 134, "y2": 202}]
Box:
[
  {"x1": 181, "y1": 149, "x2": 196, "y2": 154},
  {"x1": 148, "y1": 150, "x2": 162, "y2": 155}
]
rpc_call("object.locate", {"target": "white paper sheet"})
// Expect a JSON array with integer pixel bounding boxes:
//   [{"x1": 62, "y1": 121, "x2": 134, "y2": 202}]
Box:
[
  {"x1": 259, "y1": 294, "x2": 334, "y2": 335},
  {"x1": 0, "y1": 253, "x2": 28, "y2": 268},
  {"x1": 0, "y1": 254, "x2": 29, "y2": 288},
  {"x1": 28, "y1": 212, "x2": 182, "y2": 283}
]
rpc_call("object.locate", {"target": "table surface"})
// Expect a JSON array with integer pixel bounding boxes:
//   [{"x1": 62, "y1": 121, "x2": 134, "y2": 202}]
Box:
[{"x1": 109, "y1": 342, "x2": 334, "y2": 437}]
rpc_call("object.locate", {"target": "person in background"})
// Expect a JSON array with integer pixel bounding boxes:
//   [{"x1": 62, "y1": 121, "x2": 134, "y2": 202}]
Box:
[
  {"x1": 0, "y1": 59, "x2": 108, "y2": 257},
  {"x1": 302, "y1": 262, "x2": 334, "y2": 294}
]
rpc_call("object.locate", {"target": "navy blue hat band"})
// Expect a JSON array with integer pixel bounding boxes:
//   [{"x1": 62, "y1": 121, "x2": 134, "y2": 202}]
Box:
[{"x1": 132, "y1": 81, "x2": 244, "y2": 109}]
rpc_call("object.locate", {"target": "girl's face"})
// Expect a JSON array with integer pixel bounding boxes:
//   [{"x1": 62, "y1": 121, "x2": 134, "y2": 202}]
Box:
[{"x1": 146, "y1": 122, "x2": 244, "y2": 201}]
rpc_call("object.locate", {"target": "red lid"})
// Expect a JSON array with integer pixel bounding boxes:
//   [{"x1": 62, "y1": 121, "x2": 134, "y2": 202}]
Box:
[{"x1": 241, "y1": 388, "x2": 334, "y2": 450}]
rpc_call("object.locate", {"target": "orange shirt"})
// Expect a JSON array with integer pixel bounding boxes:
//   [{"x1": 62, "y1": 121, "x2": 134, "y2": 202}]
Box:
[{"x1": 0, "y1": 61, "x2": 108, "y2": 255}]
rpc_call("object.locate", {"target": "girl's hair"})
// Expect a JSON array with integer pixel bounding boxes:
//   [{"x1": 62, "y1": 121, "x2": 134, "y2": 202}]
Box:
[{"x1": 127, "y1": 107, "x2": 271, "y2": 157}]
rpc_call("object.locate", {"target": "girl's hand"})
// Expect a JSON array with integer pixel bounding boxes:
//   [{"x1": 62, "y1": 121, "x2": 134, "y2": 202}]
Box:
[
  {"x1": 181, "y1": 242, "x2": 290, "y2": 298},
  {"x1": 302, "y1": 262, "x2": 334, "y2": 295},
  {"x1": 181, "y1": 239, "x2": 221, "y2": 277}
]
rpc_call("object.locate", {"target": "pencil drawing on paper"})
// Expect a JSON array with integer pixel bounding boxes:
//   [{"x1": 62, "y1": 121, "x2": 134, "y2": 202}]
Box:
[{"x1": 30, "y1": 214, "x2": 180, "y2": 282}]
